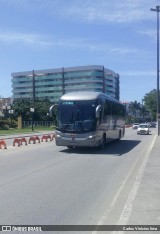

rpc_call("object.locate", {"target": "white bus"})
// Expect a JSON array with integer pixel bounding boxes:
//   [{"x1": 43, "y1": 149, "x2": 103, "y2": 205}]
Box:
[{"x1": 50, "y1": 92, "x2": 125, "y2": 149}]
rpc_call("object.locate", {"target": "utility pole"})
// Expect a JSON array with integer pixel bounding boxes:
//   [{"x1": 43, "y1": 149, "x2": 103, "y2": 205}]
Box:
[
  {"x1": 31, "y1": 70, "x2": 35, "y2": 131},
  {"x1": 150, "y1": 6, "x2": 160, "y2": 135},
  {"x1": 32, "y1": 69, "x2": 35, "y2": 101}
]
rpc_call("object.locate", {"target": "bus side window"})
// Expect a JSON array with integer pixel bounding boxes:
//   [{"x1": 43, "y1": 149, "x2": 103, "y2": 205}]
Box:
[
  {"x1": 103, "y1": 100, "x2": 112, "y2": 124},
  {"x1": 105, "y1": 100, "x2": 112, "y2": 116},
  {"x1": 112, "y1": 103, "x2": 118, "y2": 116},
  {"x1": 122, "y1": 106, "x2": 126, "y2": 117},
  {"x1": 103, "y1": 101, "x2": 107, "y2": 120},
  {"x1": 117, "y1": 105, "x2": 125, "y2": 117}
]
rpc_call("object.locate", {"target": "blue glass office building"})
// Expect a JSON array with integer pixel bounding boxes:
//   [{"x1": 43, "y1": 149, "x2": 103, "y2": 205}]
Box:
[{"x1": 11, "y1": 65, "x2": 120, "y2": 103}]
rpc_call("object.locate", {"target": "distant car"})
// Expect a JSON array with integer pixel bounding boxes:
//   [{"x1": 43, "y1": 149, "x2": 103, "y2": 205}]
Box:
[
  {"x1": 137, "y1": 124, "x2": 150, "y2": 135},
  {"x1": 149, "y1": 122, "x2": 156, "y2": 128},
  {"x1": 132, "y1": 123, "x2": 140, "y2": 129}
]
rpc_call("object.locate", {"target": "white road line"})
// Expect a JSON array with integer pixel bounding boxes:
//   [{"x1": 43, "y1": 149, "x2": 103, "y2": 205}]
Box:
[
  {"x1": 92, "y1": 134, "x2": 157, "y2": 234},
  {"x1": 113, "y1": 134, "x2": 157, "y2": 234}
]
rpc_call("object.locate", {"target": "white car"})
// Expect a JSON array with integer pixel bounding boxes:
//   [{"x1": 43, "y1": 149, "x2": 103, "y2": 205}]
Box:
[
  {"x1": 137, "y1": 124, "x2": 150, "y2": 135},
  {"x1": 132, "y1": 123, "x2": 140, "y2": 129}
]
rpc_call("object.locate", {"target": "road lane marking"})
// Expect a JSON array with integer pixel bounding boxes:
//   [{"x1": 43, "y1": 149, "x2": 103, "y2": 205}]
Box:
[
  {"x1": 113, "y1": 134, "x2": 157, "y2": 234},
  {"x1": 92, "y1": 147, "x2": 146, "y2": 233},
  {"x1": 92, "y1": 134, "x2": 157, "y2": 234}
]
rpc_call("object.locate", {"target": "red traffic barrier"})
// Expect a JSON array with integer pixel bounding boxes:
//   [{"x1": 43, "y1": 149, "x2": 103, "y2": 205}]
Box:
[
  {"x1": 41, "y1": 134, "x2": 52, "y2": 142},
  {"x1": 125, "y1": 125, "x2": 132, "y2": 128},
  {"x1": 0, "y1": 140, "x2": 7, "y2": 149},
  {"x1": 28, "y1": 136, "x2": 40, "y2": 144},
  {"x1": 13, "y1": 138, "x2": 27, "y2": 147}
]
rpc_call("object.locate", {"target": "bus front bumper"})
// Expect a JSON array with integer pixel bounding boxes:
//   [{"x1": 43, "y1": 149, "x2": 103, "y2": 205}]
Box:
[{"x1": 55, "y1": 132, "x2": 99, "y2": 147}]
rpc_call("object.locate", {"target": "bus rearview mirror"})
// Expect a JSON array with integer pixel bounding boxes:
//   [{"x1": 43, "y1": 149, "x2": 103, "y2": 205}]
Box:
[
  {"x1": 96, "y1": 105, "x2": 102, "y2": 118},
  {"x1": 49, "y1": 104, "x2": 58, "y2": 117}
]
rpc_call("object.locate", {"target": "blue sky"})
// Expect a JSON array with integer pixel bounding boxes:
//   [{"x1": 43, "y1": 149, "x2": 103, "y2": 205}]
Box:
[{"x1": 0, "y1": 0, "x2": 159, "y2": 102}]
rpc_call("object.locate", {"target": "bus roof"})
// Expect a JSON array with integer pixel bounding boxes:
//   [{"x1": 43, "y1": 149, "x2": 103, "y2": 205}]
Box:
[{"x1": 59, "y1": 92, "x2": 122, "y2": 105}]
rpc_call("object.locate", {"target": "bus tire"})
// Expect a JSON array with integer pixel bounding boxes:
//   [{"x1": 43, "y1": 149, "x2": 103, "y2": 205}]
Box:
[
  {"x1": 67, "y1": 146, "x2": 74, "y2": 149},
  {"x1": 119, "y1": 130, "x2": 121, "y2": 140}
]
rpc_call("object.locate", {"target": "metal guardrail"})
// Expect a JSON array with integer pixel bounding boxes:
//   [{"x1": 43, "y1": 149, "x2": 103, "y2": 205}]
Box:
[{"x1": 22, "y1": 121, "x2": 54, "y2": 127}]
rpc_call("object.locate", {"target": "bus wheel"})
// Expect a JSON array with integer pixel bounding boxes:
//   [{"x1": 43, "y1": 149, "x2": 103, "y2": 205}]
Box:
[
  {"x1": 67, "y1": 146, "x2": 74, "y2": 149},
  {"x1": 118, "y1": 130, "x2": 121, "y2": 140}
]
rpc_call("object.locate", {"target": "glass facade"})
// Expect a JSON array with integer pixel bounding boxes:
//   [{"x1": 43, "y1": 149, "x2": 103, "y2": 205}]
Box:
[{"x1": 11, "y1": 65, "x2": 120, "y2": 103}]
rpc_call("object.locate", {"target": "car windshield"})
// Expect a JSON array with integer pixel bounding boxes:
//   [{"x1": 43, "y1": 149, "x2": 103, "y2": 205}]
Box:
[{"x1": 139, "y1": 124, "x2": 148, "y2": 128}]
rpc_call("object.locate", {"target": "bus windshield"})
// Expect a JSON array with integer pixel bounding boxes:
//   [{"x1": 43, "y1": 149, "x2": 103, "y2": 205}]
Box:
[{"x1": 58, "y1": 100, "x2": 97, "y2": 133}]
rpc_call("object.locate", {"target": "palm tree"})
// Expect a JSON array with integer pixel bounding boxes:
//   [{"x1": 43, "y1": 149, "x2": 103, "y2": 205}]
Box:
[
  {"x1": 129, "y1": 101, "x2": 141, "y2": 119},
  {"x1": 139, "y1": 105, "x2": 148, "y2": 121}
]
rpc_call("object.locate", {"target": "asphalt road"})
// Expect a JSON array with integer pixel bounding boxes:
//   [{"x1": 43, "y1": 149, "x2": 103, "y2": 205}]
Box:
[{"x1": 0, "y1": 128, "x2": 157, "y2": 233}]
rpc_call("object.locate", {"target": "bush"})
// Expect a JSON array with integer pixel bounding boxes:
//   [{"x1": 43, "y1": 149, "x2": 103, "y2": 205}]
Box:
[
  {"x1": 0, "y1": 125, "x2": 9, "y2": 130},
  {"x1": 8, "y1": 122, "x2": 17, "y2": 128},
  {"x1": 0, "y1": 120, "x2": 10, "y2": 130},
  {"x1": 0, "y1": 120, "x2": 6, "y2": 129},
  {"x1": 0, "y1": 119, "x2": 18, "y2": 130}
]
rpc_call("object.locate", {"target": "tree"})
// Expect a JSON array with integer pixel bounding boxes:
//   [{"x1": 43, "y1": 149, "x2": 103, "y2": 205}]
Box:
[
  {"x1": 143, "y1": 89, "x2": 157, "y2": 120},
  {"x1": 129, "y1": 101, "x2": 141, "y2": 118},
  {"x1": 139, "y1": 105, "x2": 150, "y2": 121},
  {"x1": 33, "y1": 99, "x2": 51, "y2": 121},
  {"x1": 12, "y1": 99, "x2": 31, "y2": 121},
  {"x1": 12, "y1": 98, "x2": 52, "y2": 121}
]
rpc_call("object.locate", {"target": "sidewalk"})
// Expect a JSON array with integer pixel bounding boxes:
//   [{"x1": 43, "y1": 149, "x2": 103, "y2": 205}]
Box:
[
  {"x1": 127, "y1": 134, "x2": 160, "y2": 226},
  {"x1": 0, "y1": 130, "x2": 55, "y2": 140}
]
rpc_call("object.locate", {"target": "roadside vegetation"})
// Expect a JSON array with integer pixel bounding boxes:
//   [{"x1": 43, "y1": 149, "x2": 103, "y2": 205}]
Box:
[
  {"x1": 0, "y1": 126, "x2": 55, "y2": 135},
  {"x1": 0, "y1": 98, "x2": 56, "y2": 133},
  {"x1": 126, "y1": 89, "x2": 157, "y2": 124},
  {"x1": 0, "y1": 89, "x2": 157, "y2": 133}
]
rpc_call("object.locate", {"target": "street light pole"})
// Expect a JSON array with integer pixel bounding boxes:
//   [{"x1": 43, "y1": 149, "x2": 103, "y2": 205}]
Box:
[
  {"x1": 32, "y1": 69, "x2": 35, "y2": 101},
  {"x1": 2, "y1": 104, "x2": 11, "y2": 119},
  {"x1": 151, "y1": 6, "x2": 160, "y2": 135},
  {"x1": 30, "y1": 107, "x2": 35, "y2": 131}
]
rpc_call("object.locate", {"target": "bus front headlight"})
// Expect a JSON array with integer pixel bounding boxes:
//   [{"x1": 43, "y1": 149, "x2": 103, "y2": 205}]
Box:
[
  {"x1": 56, "y1": 134, "x2": 61, "y2": 138},
  {"x1": 88, "y1": 135, "x2": 94, "y2": 139}
]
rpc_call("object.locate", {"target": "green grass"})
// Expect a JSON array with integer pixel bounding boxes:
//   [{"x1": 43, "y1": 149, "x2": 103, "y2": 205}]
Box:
[{"x1": 0, "y1": 126, "x2": 56, "y2": 135}]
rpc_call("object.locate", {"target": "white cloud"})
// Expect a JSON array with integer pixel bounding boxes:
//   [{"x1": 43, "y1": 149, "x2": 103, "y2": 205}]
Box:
[
  {"x1": 0, "y1": 31, "x2": 138, "y2": 57},
  {"x1": 0, "y1": 32, "x2": 53, "y2": 47},
  {"x1": 56, "y1": 38, "x2": 138, "y2": 55},
  {"x1": 137, "y1": 29, "x2": 156, "y2": 41},
  {"x1": 121, "y1": 71, "x2": 156, "y2": 77},
  {"x1": 1, "y1": 0, "x2": 158, "y2": 23},
  {"x1": 60, "y1": 0, "x2": 156, "y2": 23}
]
